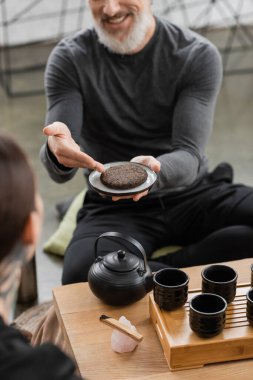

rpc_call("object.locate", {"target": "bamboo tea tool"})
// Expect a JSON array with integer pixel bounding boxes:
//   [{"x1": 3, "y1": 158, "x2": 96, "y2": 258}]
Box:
[{"x1": 99, "y1": 314, "x2": 143, "y2": 342}]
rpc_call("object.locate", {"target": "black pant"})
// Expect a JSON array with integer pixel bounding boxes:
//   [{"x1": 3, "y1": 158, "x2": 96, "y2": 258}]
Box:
[{"x1": 62, "y1": 176, "x2": 253, "y2": 284}]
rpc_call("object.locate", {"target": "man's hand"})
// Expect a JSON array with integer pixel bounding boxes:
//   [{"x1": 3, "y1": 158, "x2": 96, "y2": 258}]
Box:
[
  {"x1": 43, "y1": 122, "x2": 104, "y2": 172},
  {"x1": 111, "y1": 155, "x2": 161, "y2": 202},
  {"x1": 131, "y1": 155, "x2": 161, "y2": 172}
]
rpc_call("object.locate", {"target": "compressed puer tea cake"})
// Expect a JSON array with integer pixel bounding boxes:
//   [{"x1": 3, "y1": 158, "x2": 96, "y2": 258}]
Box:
[{"x1": 101, "y1": 163, "x2": 148, "y2": 190}]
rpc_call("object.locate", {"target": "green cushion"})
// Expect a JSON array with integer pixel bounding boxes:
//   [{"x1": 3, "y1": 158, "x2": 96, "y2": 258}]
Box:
[
  {"x1": 43, "y1": 189, "x2": 181, "y2": 258},
  {"x1": 151, "y1": 245, "x2": 181, "y2": 258},
  {"x1": 43, "y1": 190, "x2": 86, "y2": 256}
]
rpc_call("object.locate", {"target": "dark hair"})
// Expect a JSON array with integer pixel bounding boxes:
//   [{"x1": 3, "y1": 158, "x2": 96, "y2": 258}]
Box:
[{"x1": 0, "y1": 134, "x2": 35, "y2": 262}]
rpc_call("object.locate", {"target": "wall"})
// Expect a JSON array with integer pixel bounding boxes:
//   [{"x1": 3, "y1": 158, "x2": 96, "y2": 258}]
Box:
[
  {"x1": 153, "y1": 0, "x2": 253, "y2": 28},
  {"x1": 0, "y1": 0, "x2": 93, "y2": 46},
  {"x1": 0, "y1": 0, "x2": 253, "y2": 46}
]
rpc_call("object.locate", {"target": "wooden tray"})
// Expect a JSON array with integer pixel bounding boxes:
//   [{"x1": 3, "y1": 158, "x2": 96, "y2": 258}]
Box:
[{"x1": 149, "y1": 284, "x2": 253, "y2": 371}]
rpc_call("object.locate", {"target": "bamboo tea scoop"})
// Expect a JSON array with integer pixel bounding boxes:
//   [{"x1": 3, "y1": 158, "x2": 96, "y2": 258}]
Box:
[{"x1": 99, "y1": 314, "x2": 143, "y2": 342}]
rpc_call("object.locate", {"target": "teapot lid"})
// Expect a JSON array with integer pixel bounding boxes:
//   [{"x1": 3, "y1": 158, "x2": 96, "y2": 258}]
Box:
[{"x1": 103, "y1": 250, "x2": 139, "y2": 273}]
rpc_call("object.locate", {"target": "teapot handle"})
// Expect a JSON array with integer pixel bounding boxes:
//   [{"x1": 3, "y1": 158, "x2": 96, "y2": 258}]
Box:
[{"x1": 94, "y1": 232, "x2": 148, "y2": 273}]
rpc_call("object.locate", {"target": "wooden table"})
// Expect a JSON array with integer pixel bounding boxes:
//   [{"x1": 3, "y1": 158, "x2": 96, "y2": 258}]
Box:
[{"x1": 53, "y1": 259, "x2": 253, "y2": 379}]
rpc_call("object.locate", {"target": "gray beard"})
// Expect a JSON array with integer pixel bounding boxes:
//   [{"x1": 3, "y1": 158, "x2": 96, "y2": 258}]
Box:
[{"x1": 93, "y1": 11, "x2": 154, "y2": 55}]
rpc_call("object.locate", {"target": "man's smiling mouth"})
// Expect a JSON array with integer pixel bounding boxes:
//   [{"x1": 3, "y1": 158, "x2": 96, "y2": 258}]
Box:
[{"x1": 102, "y1": 13, "x2": 131, "y2": 25}]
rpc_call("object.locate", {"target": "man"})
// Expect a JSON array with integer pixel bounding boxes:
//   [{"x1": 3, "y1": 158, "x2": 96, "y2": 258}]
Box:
[
  {"x1": 40, "y1": 0, "x2": 253, "y2": 284},
  {"x1": 0, "y1": 134, "x2": 82, "y2": 379}
]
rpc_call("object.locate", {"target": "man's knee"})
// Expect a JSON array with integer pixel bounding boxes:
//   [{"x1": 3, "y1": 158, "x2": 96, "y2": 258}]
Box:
[{"x1": 61, "y1": 238, "x2": 95, "y2": 284}]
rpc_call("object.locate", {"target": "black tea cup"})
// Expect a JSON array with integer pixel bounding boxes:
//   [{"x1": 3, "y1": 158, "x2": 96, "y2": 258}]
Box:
[
  {"x1": 201, "y1": 264, "x2": 237, "y2": 303},
  {"x1": 246, "y1": 288, "x2": 253, "y2": 326},
  {"x1": 153, "y1": 268, "x2": 189, "y2": 311},
  {"x1": 189, "y1": 293, "x2": 227, "y2": 338}
]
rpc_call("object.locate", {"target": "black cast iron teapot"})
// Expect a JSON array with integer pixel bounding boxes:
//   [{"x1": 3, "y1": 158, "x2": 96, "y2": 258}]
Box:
[{"x1": 88, "y1": 232, "x2": 153, "y2": 306}]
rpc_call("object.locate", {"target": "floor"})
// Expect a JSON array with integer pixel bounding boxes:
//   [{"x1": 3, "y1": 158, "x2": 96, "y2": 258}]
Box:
[{"x1": 1, "y1": 33, "x2": 253, "y2": 306}]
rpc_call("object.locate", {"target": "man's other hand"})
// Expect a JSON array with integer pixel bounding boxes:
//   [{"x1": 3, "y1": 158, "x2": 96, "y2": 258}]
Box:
[
  {"x1": 111, "y1": 155, "x2": 160, "y2": 202},
  {"x1": 131, "y1": 155, "x2": 161, "y2": 173}
]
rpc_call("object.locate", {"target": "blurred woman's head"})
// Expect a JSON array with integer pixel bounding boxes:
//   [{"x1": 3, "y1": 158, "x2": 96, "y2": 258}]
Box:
[{"x1": 0, "y1": 133, "x2": 43, "y2": 321}]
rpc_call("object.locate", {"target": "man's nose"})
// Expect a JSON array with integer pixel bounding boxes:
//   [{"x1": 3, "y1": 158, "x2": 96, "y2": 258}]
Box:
[{"x1": 103, "y1": 0, "x2": 121, "y2": 16}]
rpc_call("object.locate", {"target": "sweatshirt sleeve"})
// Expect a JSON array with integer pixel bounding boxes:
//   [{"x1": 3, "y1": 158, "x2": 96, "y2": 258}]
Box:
[
  {"x1": 0, "y1": 323, "x2": 83, "y2": 380},
  {"x1": 40, "y1": 143, "x2": 78, "y2": 183},
  {"x1": 152, "y1": 41, "x2": 223, "y2": 192},
  {"x1": 40, "y1": 41, "x2": 84, "y2": 183}
]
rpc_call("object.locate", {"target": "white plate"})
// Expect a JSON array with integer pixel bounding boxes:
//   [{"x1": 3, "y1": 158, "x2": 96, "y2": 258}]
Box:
[{"x1": 88, "y1": 161, "x2": 157, "y2": 196}]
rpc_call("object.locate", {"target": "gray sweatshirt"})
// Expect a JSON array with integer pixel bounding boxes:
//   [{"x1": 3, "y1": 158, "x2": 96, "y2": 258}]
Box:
[{"x1": 41, "y1": 17, "x2": 222, "y2": 198}]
